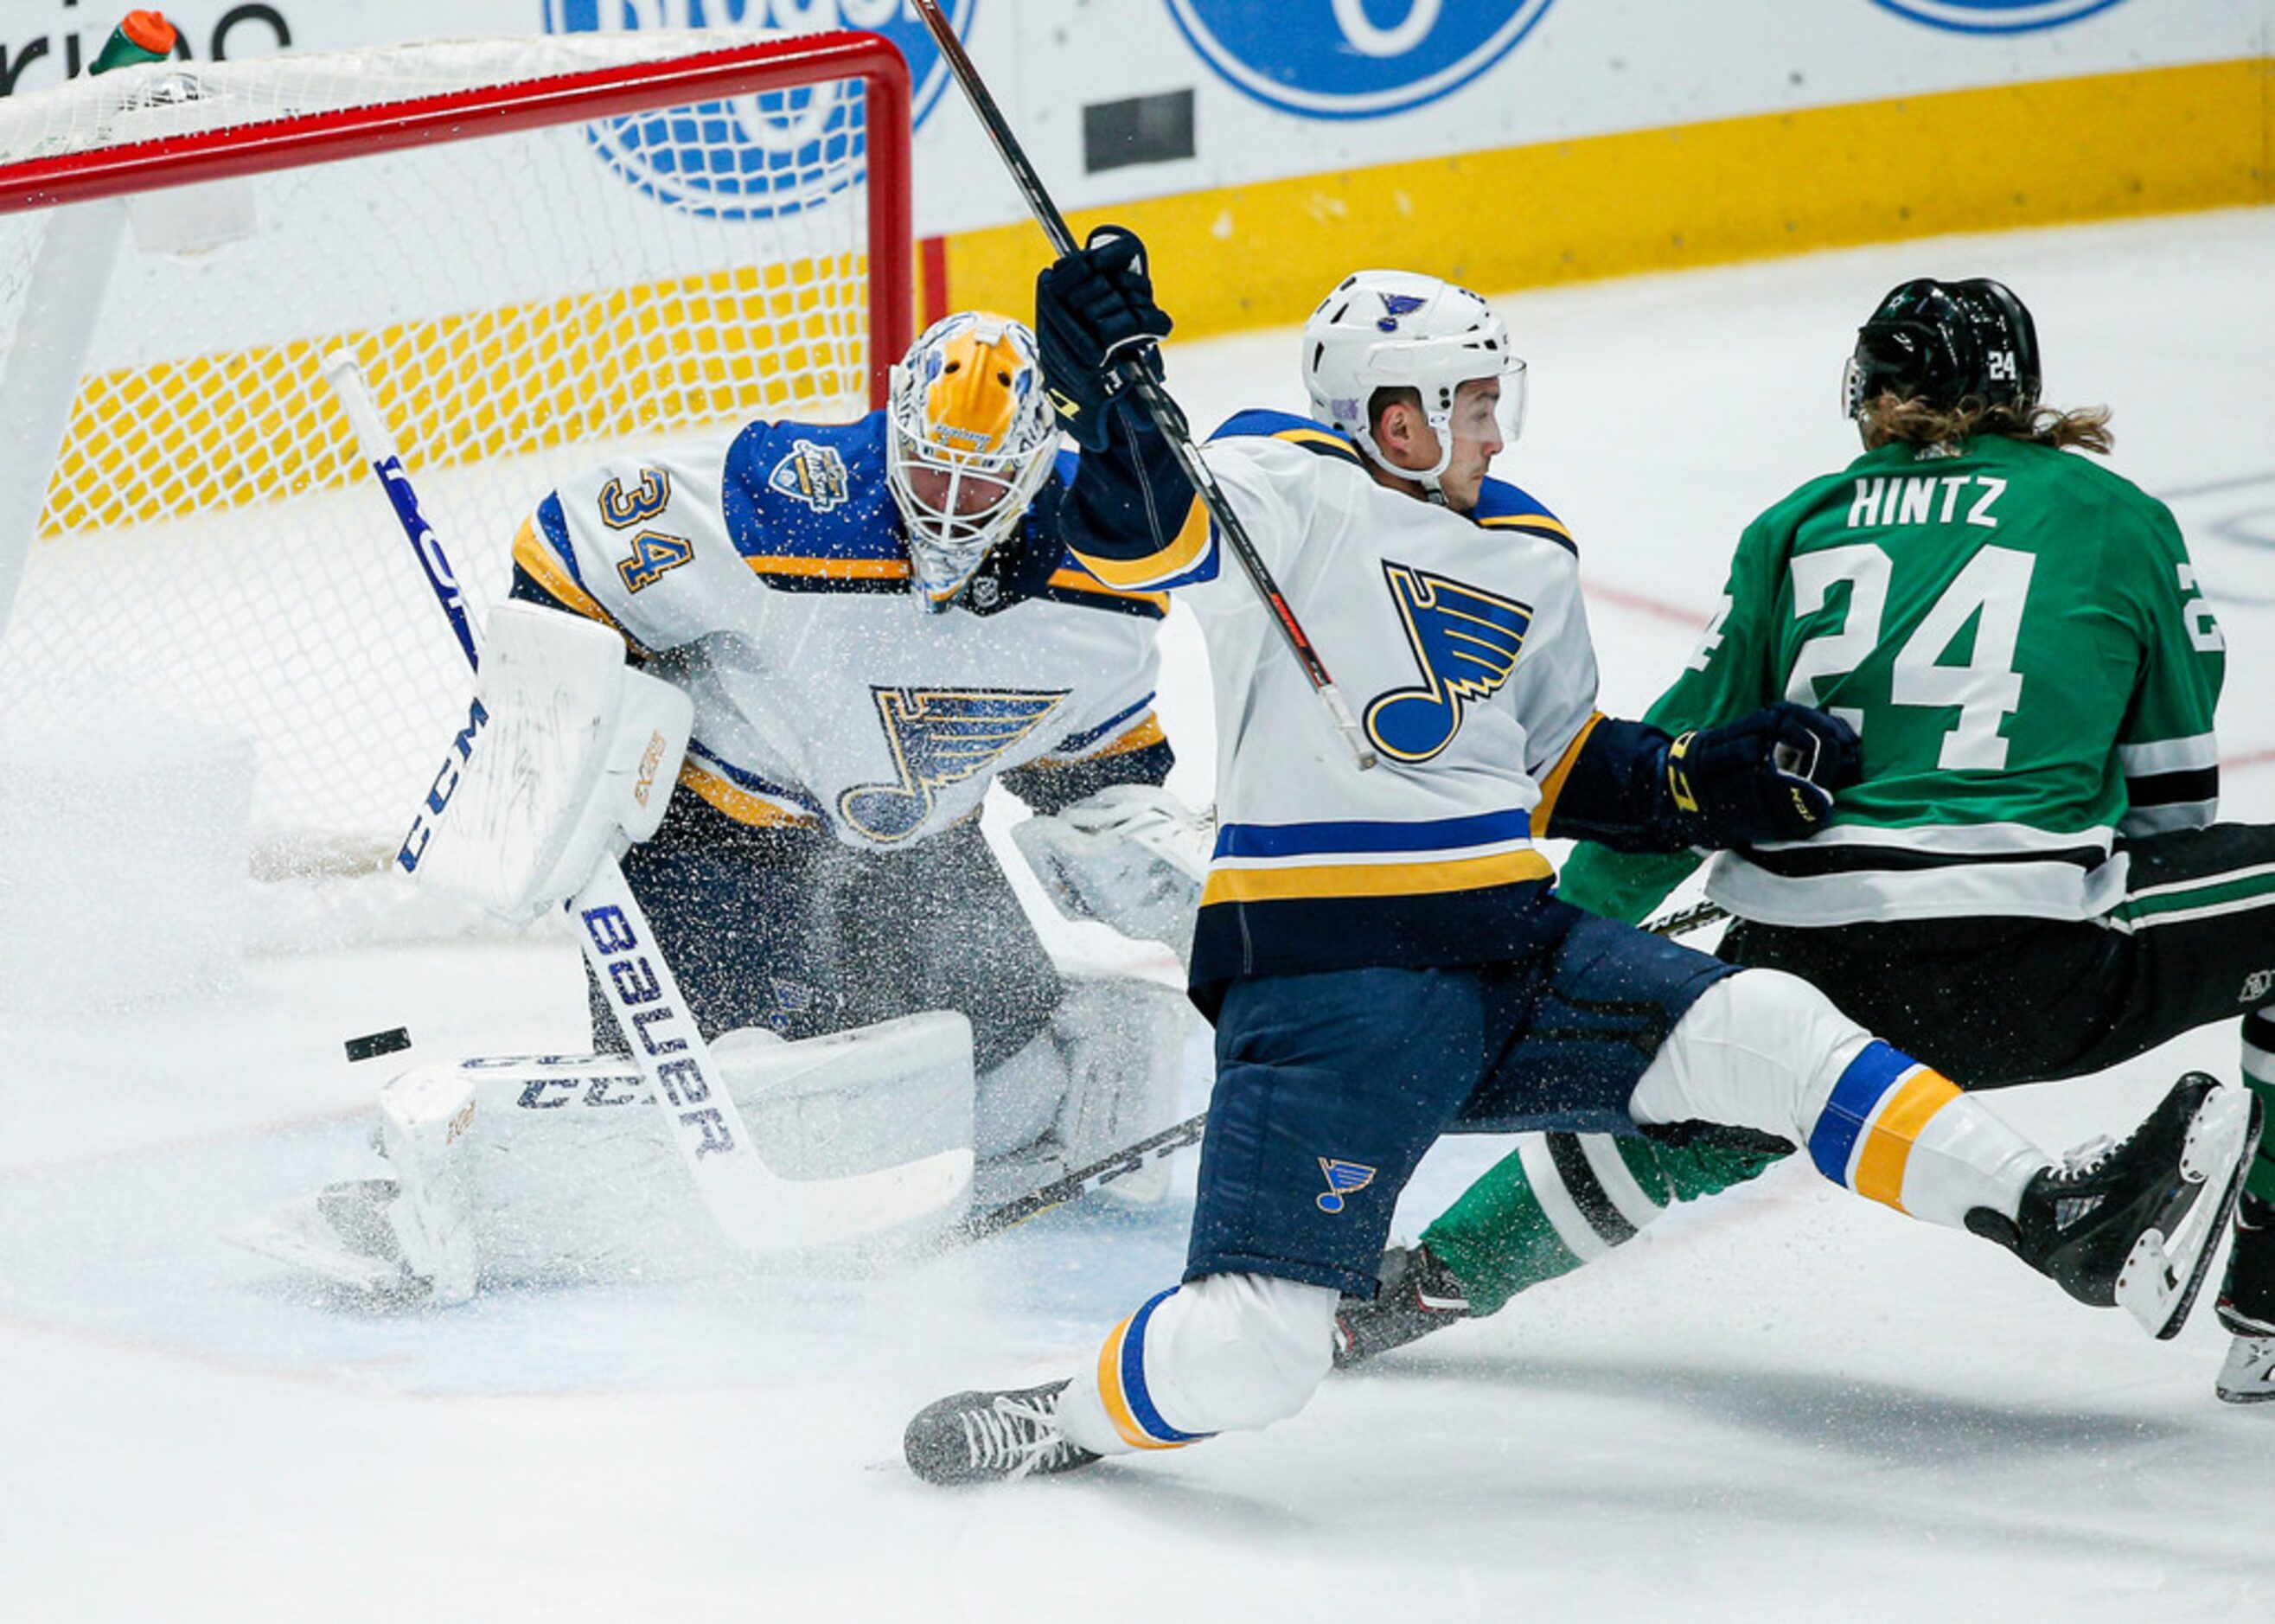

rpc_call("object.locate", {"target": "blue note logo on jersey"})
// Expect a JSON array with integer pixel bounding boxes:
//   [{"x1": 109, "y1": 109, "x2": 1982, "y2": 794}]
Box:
[
  {"x1": 839, "y1": 687, "x2": 1064, "y2": 842},
  {"x1": 1364, "y1": 561, "x2": 1532, "y2": 764},
  {"x1": 1315, "y1": 1158, "x2": 1377, "y2": 1214},
  {"x1": 1866, "y1": 0, "x2": 2128, "y2": 32},
  {"x1": 770, "y1": 439, "x2": 851, "y2": 513},
  {"x1": 1166, "y1": 0, "x2": 1555, "y2": 120},
  {"x1": 541, "y1": 1, "x2": 979, "y2": 218}
]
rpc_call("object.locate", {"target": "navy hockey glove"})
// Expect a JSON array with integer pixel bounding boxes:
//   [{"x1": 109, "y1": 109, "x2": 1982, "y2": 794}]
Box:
[
  {"x1": 1034, "y1": 225, "x2": 1173, "y2": 451},
  {"x1": 1663, "y1": 701, "x2": 1861, "y2": 847}
]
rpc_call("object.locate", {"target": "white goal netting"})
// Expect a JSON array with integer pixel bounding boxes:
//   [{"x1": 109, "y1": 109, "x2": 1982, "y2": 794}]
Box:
[{"x1": 0, "y1": 29, "x2": 908, "y2": 885}]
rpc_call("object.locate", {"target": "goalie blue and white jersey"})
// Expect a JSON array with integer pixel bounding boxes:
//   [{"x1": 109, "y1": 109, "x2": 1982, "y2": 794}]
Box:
[
  {"x1": 1065, "y1": 408, "x2": 1602, "y2": 994},
  {"x1": 511, "y1": 412, "x2": 1171, "y2": 852}
]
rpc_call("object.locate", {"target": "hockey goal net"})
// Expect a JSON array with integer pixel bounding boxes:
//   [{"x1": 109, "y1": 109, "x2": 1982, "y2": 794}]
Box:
[{"x1": 0, "y1": 28, "x2": 912, "y2": 882}]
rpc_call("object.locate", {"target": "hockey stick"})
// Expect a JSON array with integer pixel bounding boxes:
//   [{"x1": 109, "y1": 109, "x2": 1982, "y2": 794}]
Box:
[
  {"x1": 323, "y1": 355, "x2": 968, "y2": 1253},
  {"x1": 910, "y1": 0, "x2": 1377, "y2": 773},
  {"x1": 938, "y1": 894, "x2": 1732, "y2": 1248},
  {"x1": 944, "y1": 1108, "x2": 1207, "y2": 1247},
  {"x1": 1644, "y1": 897, "x2": 1729, "y2": 938}
]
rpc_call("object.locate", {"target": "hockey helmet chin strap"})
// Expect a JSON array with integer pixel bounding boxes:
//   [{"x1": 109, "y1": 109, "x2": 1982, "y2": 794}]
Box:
[{"x1": 1351, "y1": 394, "x2": 1460, "y2": 506}]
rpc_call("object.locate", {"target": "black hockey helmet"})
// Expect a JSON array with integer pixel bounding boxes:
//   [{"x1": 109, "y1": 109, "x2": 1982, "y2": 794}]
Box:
[{"x1": 1841, "y1": 277, "x2": 2041, "y2": 421}]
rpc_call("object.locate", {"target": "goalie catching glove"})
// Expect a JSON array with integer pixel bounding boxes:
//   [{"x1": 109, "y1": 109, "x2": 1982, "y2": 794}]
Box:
[
  {"x1": 1012, "y1": 784, "x2": 1210, "y2": 963},
  {"x1": 398, "y1": 602, "x2": 691, "y2": 922}
]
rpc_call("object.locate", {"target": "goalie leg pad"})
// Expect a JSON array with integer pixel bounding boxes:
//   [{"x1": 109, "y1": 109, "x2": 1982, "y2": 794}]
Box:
[
  {"x1": 374, "y1": 1064, "x2": 485, "y2": 1303},
  {"x1": 970, "y1": 976, "x2": 1196, "y2": 1208},
  {"x1": 225, "y1": 1069, "x2": 484, "y2": 1306},
  {"x1": 241, "y1": 1012, "x2": 977, "y2": 1299},
  {"x1": 1052, "y1": 976, "x2": 1194, "y2": 1188},
  {"x1": 461, "y1": 1013, "x2": 975, "y2": 1284}
]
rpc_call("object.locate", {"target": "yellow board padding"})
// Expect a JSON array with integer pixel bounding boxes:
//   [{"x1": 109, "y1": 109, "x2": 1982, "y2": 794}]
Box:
[
  {"x1": 41, "y1": 253, "x2": 873, "y2": 536},
  {"x1": 944, "y1": 59, "x2": 2272, "y2": 344}
]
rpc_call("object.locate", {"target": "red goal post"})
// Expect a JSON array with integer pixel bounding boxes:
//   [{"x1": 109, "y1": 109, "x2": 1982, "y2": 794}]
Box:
[{"x1": 0, "y1": 29, "x2": 913, "y2": 874}]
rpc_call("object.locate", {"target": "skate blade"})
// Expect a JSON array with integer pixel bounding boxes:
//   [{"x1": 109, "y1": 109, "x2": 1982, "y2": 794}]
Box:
[{"x1": 2115, "y1": 1087, "x2": 2256, "y2": 1340}]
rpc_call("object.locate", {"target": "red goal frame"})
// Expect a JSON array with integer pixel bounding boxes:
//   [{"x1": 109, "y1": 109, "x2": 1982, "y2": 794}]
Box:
[{"x1": 0, "y1": 29, "x2": 917, "y2": 406}]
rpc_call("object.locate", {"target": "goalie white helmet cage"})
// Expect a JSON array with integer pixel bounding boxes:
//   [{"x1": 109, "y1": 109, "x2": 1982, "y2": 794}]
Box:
[
  {"x1": 887, "y1": 310, "x2": 1061, "y2": 612},
  {"x1": 1300, "y1": 271, "x2": 1526, "y2": 495}
]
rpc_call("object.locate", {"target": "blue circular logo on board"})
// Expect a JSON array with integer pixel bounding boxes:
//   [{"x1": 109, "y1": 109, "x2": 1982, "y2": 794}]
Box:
[
  {"x1": 1166, "y1": 0, "x2": 1557, "y2": 121},
  {"x1": 1866, "y1": 0, "x2": 2130, "y2": 33},
  {"x1": 540, "y1": 1, "x2": 975, "y2": 219}
]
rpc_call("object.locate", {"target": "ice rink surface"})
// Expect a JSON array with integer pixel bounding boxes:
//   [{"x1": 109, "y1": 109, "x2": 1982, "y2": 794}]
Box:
[{"x1": 5, "y1": 208, "x2": 2274, "y2": 1621}]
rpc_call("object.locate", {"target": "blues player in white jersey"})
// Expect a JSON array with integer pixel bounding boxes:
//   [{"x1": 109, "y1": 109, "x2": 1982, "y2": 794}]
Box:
[{"x1": 898, "y1": 238, "x2": 2259, "y2": 1485}]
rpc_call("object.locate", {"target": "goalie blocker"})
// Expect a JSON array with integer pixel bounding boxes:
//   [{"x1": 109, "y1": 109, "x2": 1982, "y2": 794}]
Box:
[{"x1": 397, "y1": 600, "x2": 690, "y2": 921}]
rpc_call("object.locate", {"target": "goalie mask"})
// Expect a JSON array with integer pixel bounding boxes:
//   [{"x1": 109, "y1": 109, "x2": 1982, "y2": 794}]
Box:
[
  {"x1": 1841, "y1": 277, "x2": 2042, "y2": 424},
  {"x1": 1301, "y1": 271, "x2": 1526, "y2": 496},
  {"x1": 887, "y1": 311, "x2": 1060, "y2": 612}
]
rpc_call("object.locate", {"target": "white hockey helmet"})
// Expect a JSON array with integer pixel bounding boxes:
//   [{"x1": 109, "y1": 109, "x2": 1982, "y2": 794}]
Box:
[
  {"x1": 1301, "y1": 271, "x2": 1525, "y2": 491},
  {"x1": 887, "y1": 310, "x2": 1061, "y2": 611}
]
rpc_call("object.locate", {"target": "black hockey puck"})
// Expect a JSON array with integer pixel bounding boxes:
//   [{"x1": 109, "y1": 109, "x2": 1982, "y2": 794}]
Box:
[{"x1": 345, "y1": 1026, "x2": 412, "y2": 1063}]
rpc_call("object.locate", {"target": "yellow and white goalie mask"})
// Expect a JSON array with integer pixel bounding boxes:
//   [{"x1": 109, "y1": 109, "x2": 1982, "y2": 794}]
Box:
[{"x1": 886, "y1": 311, "x2": 1060, "y2": 612}]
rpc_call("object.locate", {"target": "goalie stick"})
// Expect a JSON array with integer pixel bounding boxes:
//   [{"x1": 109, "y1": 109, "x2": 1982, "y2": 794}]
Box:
[
  {"x1": 910, "y1": 0, "x2": 1377, "y2": 773},
  {"x1": 939, "y1": 895, "x2": 1733, "y2": 1249},
  {"x1": 323, "y1": 355, "x2": 966, "y2": 1254}
]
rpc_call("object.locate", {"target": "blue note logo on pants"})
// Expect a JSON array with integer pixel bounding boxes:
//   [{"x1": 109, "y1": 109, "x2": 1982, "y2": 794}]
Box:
[
  {"x1": 1316, "y1": 1158, "x2": 1378, "y2": 1213},
  {"x1": 1166, "y1": 0, "x2": 1556, "y2": 120}
]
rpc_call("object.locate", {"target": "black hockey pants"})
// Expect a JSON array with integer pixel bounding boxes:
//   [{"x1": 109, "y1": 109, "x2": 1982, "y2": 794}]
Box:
[{"x1": 1721, "y1": 822, "x2": 2275, "y2": 1088}]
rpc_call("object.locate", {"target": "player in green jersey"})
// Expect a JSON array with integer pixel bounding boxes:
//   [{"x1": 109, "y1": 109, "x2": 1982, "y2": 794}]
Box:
[{"x1": 1335, "y1": 277, "x2": 2275, "y2": 1403}]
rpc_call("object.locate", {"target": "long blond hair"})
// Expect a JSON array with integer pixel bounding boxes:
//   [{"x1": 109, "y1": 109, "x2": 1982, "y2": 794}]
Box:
[{"x1": 1857, "y1": 393, "x2": 2114, "y2": 455}]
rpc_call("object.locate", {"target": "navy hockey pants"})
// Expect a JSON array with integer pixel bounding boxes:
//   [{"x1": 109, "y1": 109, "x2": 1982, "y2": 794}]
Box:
[{"x1": 1185, "y1": 901, "x2": 1735, "y2": 1296}]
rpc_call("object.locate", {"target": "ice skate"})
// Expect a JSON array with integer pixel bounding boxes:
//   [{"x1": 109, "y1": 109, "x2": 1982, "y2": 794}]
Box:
[
  {"x1": 2213, "y1": 1195, "x2": 2275, "y2": 1403},
  {"x1": 1966, "y1": 1074, "x2": 2257, "y2": 1339},
  {"x1": 904, "y1": 1378, "x2": 1101, "y2": 1486},
  {"x1": 1332, "y1": 1243, "x2": 1472, "y2": 1369},
  {"x1": 2214, "y1": 1335, "x2": 2275, "y2": 1404}
]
